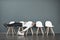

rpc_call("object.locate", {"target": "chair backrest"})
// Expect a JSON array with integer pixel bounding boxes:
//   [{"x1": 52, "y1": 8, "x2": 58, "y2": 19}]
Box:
[
  {"x1": 9, "y1": 21, "x2": 15, "y2": 24},
  {"x1": 45, "y1": 21, "x2": 54, "y2": 27},
  {"x1": 36, "y1": 21, "x2": 43, "y2": 27},
  {"x1": 19, "y1": 21, "x2": 25, "y2": 27},
  {"x1": 20, "y1": 21, "x2": 25, "y2": 24},
  {"x1": 24, "y1": 21, "x2": 33, "y2": 27}
]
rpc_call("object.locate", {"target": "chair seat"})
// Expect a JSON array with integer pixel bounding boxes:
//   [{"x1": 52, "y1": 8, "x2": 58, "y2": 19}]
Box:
[
  {"x1": 45, "y1": 26, "x2": 54, "y2": 27},
  {"x1": 36, "y1": 26, "x2": 44, "y2": 27},
  {"x1": 36, "y1": 21, "x2": 44, "y2": 27},
  {"x1": 45, "y1": 21, "x2": 54, "y2": 27}
]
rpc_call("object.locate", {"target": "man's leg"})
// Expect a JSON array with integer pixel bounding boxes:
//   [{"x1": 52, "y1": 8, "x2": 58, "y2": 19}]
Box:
[{"x1": 17, "y1": 27, "x2": 30, "y2": 35}]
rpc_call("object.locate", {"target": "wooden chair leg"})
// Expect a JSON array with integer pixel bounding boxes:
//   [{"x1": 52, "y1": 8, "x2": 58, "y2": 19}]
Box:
[
  {"x1": 14, "y1": 28, "x2": 16, "y2": 34},
  {"x1": 26, "y1": 30, "x2": 28, "y2": 35},
  {"x1": 18, "y1": 27, "x2": 21, "y2": 31},
  {"x1": 50, "y1": 27, "x2": 55, "y2": 36},
  {"x1": 11, "y1": 27, "x2": 15, "y2": 36},
  {"x1": 30, "y1": 28, "x2": 33, "y2": 35},
  {"x1": 46, "y1": 27, "x2": 49, "y2": 36},
  {"x1": 36, "y1": 27, "x2": 39, "y2": 35},
  {"x1": 7, "y1": 27, "x2": 10, "y2": 34},
  {"x1": 40, "y1": 28, "x2": 44, "y2": 35},
  {"x1": 22, "y1": 28, "x2": 23, "y2": 31},
  {"x1": 45, "y1": 27, "x2": 47, "y2": 34}
]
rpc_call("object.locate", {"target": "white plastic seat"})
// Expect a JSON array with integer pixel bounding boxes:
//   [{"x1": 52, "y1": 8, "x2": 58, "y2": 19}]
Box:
[
  {"x1": 36, "y1": 21, "x2": 44, "y2": 27},
  {"x1": 9, "y1": 21, "x2": 15, "y2": 24},
  {"x1": 24, "y1": 21, "x2": 33, "y2": 27},
  {"x1": 45, "y1": 21, "x2": 54, "y2": 27},
  {"x1": 36, "y1": 21, "x2": 44, "y2": 35},
  {"x1": 45, "y1": 21, "x2": 55, "y2": 36}
]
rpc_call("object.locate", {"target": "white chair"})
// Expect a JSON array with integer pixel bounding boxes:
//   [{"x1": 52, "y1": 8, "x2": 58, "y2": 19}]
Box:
[
  {"x1": 7, "y1": 21, "x2": 16, "y2": 35},
  {"x1": 24, "y1": 21, "x2": 34, "y2": 35},
  {"x1": 36, "y1": 21, "x2": 44, "y2": 35},
  {"x1": 45, "y1": 21, "x2": 55, "y2": 36}
]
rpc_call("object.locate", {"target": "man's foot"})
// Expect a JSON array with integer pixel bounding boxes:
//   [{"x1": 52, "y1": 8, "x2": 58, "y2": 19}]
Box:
[{"x1": 17, "y1": 31, "x2": 24, "y2": 36}]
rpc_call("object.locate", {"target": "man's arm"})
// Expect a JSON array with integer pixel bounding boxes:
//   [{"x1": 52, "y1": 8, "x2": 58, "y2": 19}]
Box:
[{"x1": 22, "y1": 27, "x2": 30, "y2": 32}]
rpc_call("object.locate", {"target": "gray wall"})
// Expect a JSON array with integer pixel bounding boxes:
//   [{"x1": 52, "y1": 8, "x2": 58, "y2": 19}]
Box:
[{"x1": 0, "y1": 0, "x2": 60, "y2": 33}]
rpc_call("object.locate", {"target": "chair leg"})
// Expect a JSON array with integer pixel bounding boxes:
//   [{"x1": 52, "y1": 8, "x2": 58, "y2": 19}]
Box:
[
  {"x1": 7, "y1": 27, "x2": 10, "y2": 34},
  {"x1": 11, "y1": 27, "x2": 14, "y2": 35},
  {"x1": 30, "y1": 28, "x2": 33, "y2": 35},
  {"x1": 46, "y1": 27, "x2": 49, "y2": 36},
  {"x1": 45, "y1": 27, "x2": 47, "y2": 34},
  {"x1": 18, "y1": 27, "x2": 21, "y2": 31},
  {"x1": 36, "y1": 27, "x2": 39, "y2": 35},
  {"x1": 17, "y1": 27, "x2": 21, "y2": 35},
  {"x1": 50, "y1": 27, "x2": 55, "y2": 36},
  {"x1": 22, "y1": 28, "x2": 23, "y2": 31},
  {"x1": 26, "y1": 30, "x2": 28, "y2": 35},
  {"x1": 14, "y1": 28, "x2": 16, "y2": 34},
  {"x1": 40, "y1": 28, "x2": 44, "y2": 35}
]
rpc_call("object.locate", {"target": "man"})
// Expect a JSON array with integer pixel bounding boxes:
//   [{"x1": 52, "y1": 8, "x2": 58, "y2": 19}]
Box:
[{"x1": 17, "y1": 21, "x2": 35, "y2": 35}]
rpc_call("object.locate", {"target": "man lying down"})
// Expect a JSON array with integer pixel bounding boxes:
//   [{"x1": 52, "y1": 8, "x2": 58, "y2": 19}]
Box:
[{"x1": 17, "y1": 21, "x2": 35, "y2": 35}]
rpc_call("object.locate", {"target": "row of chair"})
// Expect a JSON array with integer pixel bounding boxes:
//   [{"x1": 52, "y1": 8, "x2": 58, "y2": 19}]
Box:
[{"x1": 5, "y1": 21, "x2": 55, "y2": 36}]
